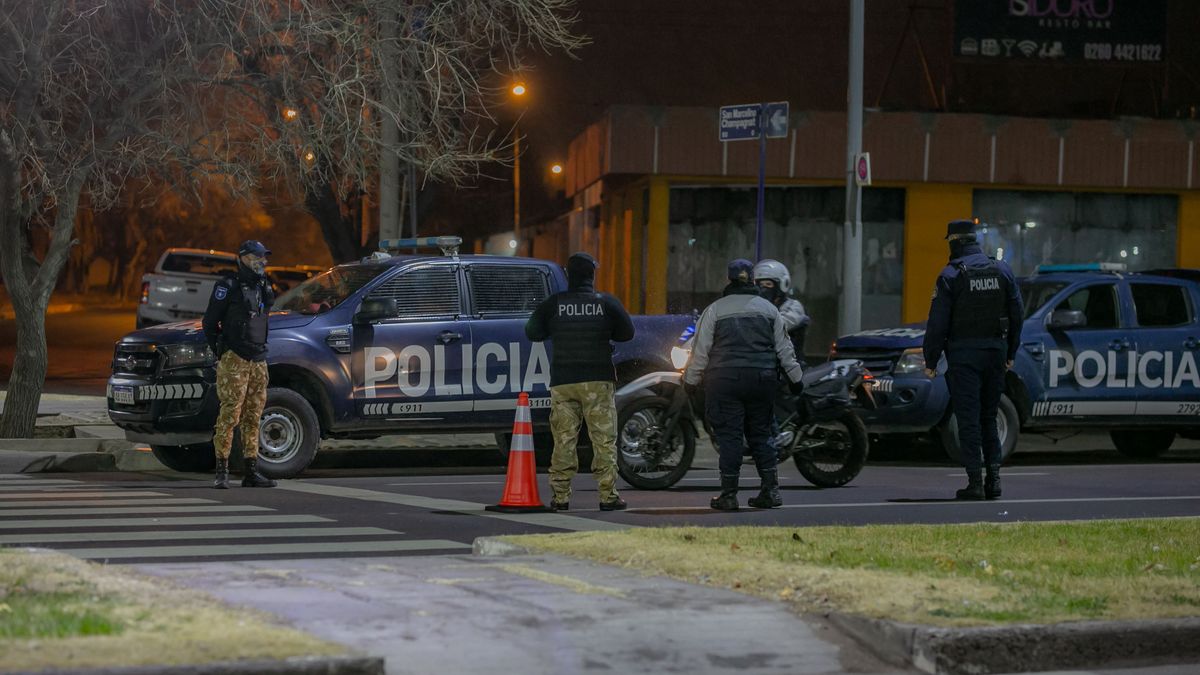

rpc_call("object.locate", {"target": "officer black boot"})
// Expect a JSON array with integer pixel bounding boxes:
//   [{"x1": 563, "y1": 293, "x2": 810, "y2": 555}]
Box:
[
  {"x1": 212, "y1": 458, "x2": 229, "y2": 490},
  {"x1": 747, "y1": 468, "x2": 782, "y2": 509},
  {"x1": 985, "y1": 465, "x2": 1002, "y2": 500},
  {"x1": 241, "y1": 457, "x2": 277, "y2": 488},
  {"x1": 955, "y1": 470, "x2": 985, "y2": 501},
  {"x1": 710, "y1": 473, "x2": 740, "y2": 511}
]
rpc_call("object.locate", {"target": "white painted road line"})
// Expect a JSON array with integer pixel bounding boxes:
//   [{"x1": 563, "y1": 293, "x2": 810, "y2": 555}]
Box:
[
  {"x1": 0, "y1": 515, "x2": 331, "y2": 530},
  {"x1": 0, "y1": 491, "x2": 173, "y2": 499},
  {"x1": 0, "y1": 498, "x2": 218, "y2": 508},
  {"x1": 279, "y1": 481, "x2": 630, "y2": 532},
  {"x1": 67, "y1": 539, "x2": 470, "y2": 560},
  {"x1": 0, "y1": 474, "x2": 32, "y2": 479},
  {"x1": 0, "y1": 505, "x2": 272, "y2": 517},
  {"x1": 387, "y1": 481, "x2": 504, "y2": 486},
  {"x1": 0, "y1": 481, "x2": 84, "y2": 490},
  {"x1": 942, "y1": 472, "x2": 1050, "y2": 477},
  {"x1": 0, "y1": 527, "x2": 401, "y2": 545},
  {"x1": 624, "y1": 495, "x2": 1200, "y2": 513}
]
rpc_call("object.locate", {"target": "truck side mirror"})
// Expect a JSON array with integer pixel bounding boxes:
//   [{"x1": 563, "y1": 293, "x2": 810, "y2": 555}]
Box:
[
  {"x1": 354, "y1": 298, "x2": 397, "y2": 324},
  {"x1": 1047, "y1": 309, "x2": 1086, "y2": 331}
]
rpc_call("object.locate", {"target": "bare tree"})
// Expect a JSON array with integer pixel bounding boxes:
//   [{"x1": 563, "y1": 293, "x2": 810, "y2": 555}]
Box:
[{"x1": 0, "y1": 0, "x2": 583, "y2": 437}]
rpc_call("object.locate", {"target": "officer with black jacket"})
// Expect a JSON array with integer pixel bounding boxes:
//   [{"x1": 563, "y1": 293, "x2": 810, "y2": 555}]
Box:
[
  {"x1": 202, "y1": 240, "x2": 277, "y2": 490},
  {"x1": 526, "y1": 252, "x2": 635, "y2": 512},
  {"x1": 684, "y1": 259, "x2": 805, "y2": 511},
  {"x1": 922, "y1": 220, "x2": 1023, "y2": 501}
]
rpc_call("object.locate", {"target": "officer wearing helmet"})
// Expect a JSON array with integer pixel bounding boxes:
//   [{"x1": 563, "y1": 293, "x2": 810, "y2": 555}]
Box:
[
  {"x1": 753, "y1": 259, "x2": 811, "y2": 458},
  {"x1": 202, "y1": 240, "x2": 278, "y2": 490},
  {"x1": 922, "y1": 220, "x2": 1023, "y2": 501},
  {"x1": 684, "y1": 259, "x2": 805, "y2": 511}
]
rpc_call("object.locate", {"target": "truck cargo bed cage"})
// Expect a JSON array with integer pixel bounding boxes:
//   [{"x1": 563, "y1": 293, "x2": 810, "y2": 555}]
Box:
[{"x1": 378, "y1": 236, "x2": 462, "y2": 257}]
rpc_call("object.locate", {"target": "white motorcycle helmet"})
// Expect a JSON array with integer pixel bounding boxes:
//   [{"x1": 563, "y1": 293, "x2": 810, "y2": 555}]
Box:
[{"x1": 753, "y1": 259, "x2": 792, "y2": 295}]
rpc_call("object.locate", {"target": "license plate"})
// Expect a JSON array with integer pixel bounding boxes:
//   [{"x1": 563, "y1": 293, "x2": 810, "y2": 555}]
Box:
[{"x1": 112, "y1": 386, "x2": 136, "y2": 405}]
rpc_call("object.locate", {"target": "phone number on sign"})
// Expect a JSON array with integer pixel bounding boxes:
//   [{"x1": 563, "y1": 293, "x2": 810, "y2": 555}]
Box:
[{"x1": 1084, "y1": 43, "x2": 1163, "y2": 62}]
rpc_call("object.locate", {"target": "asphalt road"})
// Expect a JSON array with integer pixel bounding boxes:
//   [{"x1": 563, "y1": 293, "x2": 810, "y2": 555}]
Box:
[
  {"x1": 0, "y1": 305, "x2": 134, "y2": 395},
  {"x1": 2, "y1": 454, "x2": 1197, "y2": 565}
]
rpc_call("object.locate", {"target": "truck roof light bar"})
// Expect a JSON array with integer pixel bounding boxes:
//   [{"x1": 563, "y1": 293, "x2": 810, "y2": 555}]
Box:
[
  {"x1": 378, "y1": 236, "x2": 463, "y2": 257},
  {"x1": 1035, "y1": 263, "x2": 1127, "y2": 274}
]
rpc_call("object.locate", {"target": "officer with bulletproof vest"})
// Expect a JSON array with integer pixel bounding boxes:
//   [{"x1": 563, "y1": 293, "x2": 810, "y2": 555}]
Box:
[
  {"x1": 202, "y1": 240, "x2": 278, "y2": 490},
  {"x1": 526, "y1": 252, "x2": 634, "y2": 512},
  {"x1": 684, "y1": 259, "x2": 805, "y2": 511},
  {"x1": 922, "y1": 220, "x2": 1023, "y2": 500}
]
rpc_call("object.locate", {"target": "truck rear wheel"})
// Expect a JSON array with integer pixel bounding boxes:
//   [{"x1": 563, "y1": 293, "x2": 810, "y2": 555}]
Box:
[
  {"x1": 254, "y1": 388, "x2": 321, "y2": 479},
  {"x1": 938, "y1": 394, "x2": 1019, "y2": 466},
  {"x1": 1111, "y1": 430, "x2": 1174, "y2": 459},
  {"x1": 150, "y1": 444, "x2": 216, "y2": 472}
]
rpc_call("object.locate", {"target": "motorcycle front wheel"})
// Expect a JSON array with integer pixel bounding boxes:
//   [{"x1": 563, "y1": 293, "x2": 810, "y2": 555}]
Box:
[
  {"x1": 789, "y1": 410, "x2": 869, "y2": 488},
  {"x1": 616, "y1": 395, "x2": 696, "y2": 490}
]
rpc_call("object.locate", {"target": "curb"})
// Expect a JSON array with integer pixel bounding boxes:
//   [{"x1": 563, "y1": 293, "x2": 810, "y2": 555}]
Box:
[
  {"x1": 472, "y1": 536, "x2": 534, "y2": 557},
  {"x1": 828, "y1": 612, "x2": 1200, "y2": 674},
  {"x1": 8, "y1": 655, "x2": 385, "y2": 675}
]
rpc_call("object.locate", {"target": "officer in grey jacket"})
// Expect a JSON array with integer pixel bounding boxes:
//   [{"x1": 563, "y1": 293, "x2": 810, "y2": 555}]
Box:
[{"x1": 684, "y1": 259, "x2": 805, "y2": 510}]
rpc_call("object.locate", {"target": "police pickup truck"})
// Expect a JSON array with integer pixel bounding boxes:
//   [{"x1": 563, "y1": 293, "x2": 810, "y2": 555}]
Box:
[
  {"x1": 107, "y1": 237, "x2": 692, "y2": 477},
  {"x1": 833, "y1": 264, "x2": 1200, "y2": 462}
]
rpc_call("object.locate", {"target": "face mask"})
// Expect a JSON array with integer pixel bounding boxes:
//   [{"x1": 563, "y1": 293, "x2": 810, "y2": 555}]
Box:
[
  {"x1": 242, "y1": 254, "x2": 267, "y2": 276},
  {"x1": 757, "y1": 283, "x2": 782, "y2": 303}
]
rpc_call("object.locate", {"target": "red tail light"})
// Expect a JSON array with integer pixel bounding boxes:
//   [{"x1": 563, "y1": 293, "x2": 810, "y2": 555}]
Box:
[{"x1": 140, "y1": 282, "x2": 150, "y2": 304}]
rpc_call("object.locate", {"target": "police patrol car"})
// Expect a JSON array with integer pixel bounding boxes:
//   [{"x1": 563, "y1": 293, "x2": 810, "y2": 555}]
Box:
[
  {"x1": 833, "y1": 264, "x2": 1200, "y2": 462},
  {"x1": 107, "y1": 237, "x2": 692, "y2": 477}
]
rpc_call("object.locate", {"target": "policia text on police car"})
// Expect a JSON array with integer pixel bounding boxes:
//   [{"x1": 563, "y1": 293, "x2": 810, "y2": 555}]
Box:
[
  {"x1": 923, "y1": 220, "x2": 1024, "y2": 501},
  {"x1": 202, "y1": 240, "x2": 279, "y2": 490}
]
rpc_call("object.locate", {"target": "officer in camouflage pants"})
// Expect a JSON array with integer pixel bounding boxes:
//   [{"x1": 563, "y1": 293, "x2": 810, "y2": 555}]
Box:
[
  {"x1": 548, "y1": 381, "x2": 619, "y2": 506},
  {"x1": 526, "y1": 252, "x2": 635, "y2": 511},
  {"x1": 202, "y1": 240, "x2": 277, "y2": 489}
]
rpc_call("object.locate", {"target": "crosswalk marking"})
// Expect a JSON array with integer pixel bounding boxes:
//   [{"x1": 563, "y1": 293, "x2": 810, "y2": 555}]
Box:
[
  {"x1": 0, "y1": 515, "x2": 332, "y2": 530},
  {"x1": 0, "y1": 498, "x2": 217, "y2": 508},
  {"x1": 66, "y1": 540, "x2": 470, "y2": 560},
  {"x1": 0, "y1": 505, "x2": 271, "y2": 517},
  {"x1": 0, "y1": 474, "x2": 32, "y2": 480},
  {"x1": 0, "y1": 526, "x2": 400, "y2": 545},
  {"x1": 0, "y1": 491, "x2": 173, "y2": 499},
  {"x1": 0, "y1": 481, "x2": 84, "y2": 490}
]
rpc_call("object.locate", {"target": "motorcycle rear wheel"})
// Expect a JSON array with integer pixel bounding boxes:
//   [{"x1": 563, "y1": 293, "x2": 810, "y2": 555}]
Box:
[
  {"x1": 616, "y1": 395, "x2": 696, "y2": 490},
  {"x1": 790, "y1": 411, "x2": 869, "y2": 488}
]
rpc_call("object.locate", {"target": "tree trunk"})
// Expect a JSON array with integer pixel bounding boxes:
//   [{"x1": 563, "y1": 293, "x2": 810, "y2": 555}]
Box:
[
  {"x1": 0, "y1": 295, "x2": 48, "y2": 438},
  {"x1": 304, "y1": 179, "x2": 365, "y2": 264}
]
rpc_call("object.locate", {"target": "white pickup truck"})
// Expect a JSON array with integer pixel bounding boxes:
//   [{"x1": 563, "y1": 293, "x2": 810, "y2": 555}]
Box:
[{"x1": 137, "y1": 248, "x2": 238, "y2": 328}]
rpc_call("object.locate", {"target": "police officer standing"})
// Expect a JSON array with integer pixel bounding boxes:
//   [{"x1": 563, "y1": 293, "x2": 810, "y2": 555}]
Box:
[
  {"x1": 526, "y1": 252, "x2": 634, "y2": 512},
  {"x1": 684, "y1": 259, "x2": 805, "y2": 511},
  {"x1": 754, "y1": 259, "x2": 811, "y2": 458},
  {"x1": 922, "y1": 220, "x2": 1023, "y2": 500},
  {"x1": 202, "y1": 240, "x2": 277, "y2": 490}
]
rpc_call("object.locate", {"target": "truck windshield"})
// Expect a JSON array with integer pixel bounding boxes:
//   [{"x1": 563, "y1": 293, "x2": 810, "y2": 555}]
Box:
[
  {"x1": 274, "y1": 265, "x2": 389, "y2": 315},
  {"x1": 161, "y1": 253, "x2": 237, "y2": 276},
  {"x1": 1019, "y1": 280, "x2": 1068, "y2": 319}
]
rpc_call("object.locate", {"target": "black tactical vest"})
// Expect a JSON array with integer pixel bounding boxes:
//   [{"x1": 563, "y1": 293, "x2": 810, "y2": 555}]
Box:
[
  {"x1": 949, "y1": 261, "x2": 1008, "y2": 341},
  {"x1": 225, "y1": 279, "x2": 269, "y2": 350}
]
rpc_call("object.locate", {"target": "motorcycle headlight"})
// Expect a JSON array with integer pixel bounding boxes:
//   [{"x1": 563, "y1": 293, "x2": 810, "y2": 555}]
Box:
[
  {"x1": 671, "y1": 346, "x2": 692, "y2": 370},
  {"x1": 160, "y1": 343, "x2": 215, "y2": 369},
  {"x1": 892, "y1": 348, "x2": 927, "y2": 375}
]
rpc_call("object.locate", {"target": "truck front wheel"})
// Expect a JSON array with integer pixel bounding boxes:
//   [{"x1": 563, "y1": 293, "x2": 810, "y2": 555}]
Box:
[
  {"x1": 938, "y1": 394, "x2": 1019, "y2": 466},
  {"x1": 254, "y1": 388, "x2": 321, "y2": 479},
  {"x1": 1111, "y1": 430, "x2": 1174, "y2": 459},
  {"x1": 150, "y1": 444, "x2": 216, "y2": 472}
]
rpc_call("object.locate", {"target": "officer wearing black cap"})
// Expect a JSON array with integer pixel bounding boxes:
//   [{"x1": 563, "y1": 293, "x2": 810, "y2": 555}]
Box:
[
  {"x1": 922, "y1": 220, "x2": 1023, "y2": 500},
  {"x1": 202, "y1": 240, "x2": 277, "y2": 489},
  {"x1": 683, "y1": 259, "x2": 805, "y2": 511}
]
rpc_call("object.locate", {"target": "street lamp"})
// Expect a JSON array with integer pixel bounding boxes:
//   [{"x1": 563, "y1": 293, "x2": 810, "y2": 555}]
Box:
[
  {"x1": 510, "y1": 83, "x2": 527, "y2": 248},
  {"x1": 550, "y1": 163, "x2": 563, "y2": 175}
]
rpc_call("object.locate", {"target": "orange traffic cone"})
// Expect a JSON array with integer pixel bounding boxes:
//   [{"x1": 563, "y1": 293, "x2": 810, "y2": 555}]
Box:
[{"x1": 486, "y1": 392, "x2": 552, "y2": 513}]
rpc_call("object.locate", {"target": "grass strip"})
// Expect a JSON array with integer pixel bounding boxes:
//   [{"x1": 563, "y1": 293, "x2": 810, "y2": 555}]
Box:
[
  {"x1": 0, "y1": 548, "x2": 345, "y2": 671},
  {"x1": 505, "y1": 518, "x2": 1200, "y2": 627}
]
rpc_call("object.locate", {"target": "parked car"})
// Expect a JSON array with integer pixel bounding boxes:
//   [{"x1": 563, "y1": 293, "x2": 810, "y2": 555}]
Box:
[
  {"x1": 832, "y1": 264, "x2": 1200, "y2": 463},
  {"x1": 267, "y1": 265, "x2": 325, "y2": 296},
  {"x1": 108, "y1": 237, "x2": 694, "y2": 477},
  {"x1": 137, "y1": 249, "x2": 237, "y2": 329}
]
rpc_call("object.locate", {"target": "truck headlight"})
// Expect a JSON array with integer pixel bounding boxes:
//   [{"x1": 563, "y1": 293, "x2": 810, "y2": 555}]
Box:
[
  {"x1": 892, "y1": 348, "x2": 927, "y2": 375},
  {"x1": 670, "y1": 346, "x2": 692, "y2": 370},
  {"x1": 160, "y1": 343, "x2": 215, "y2": 369}
]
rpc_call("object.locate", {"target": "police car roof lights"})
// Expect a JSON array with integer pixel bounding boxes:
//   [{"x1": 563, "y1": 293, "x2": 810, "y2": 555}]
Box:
[
  {"x1": 378, "y1": 236, "x2": 463, "y2": 257},
  {"x1": 1035, "y1": 263, "x2": 1127, "y2": 274}
]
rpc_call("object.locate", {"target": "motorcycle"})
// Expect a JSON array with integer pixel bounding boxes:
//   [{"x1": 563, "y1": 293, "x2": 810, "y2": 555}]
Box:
[{"x1": 614, "y1": 357, "x2": 875, "y2": 490}]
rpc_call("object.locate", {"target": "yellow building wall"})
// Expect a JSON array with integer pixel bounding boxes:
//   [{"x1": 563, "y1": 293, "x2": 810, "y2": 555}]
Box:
[
  {"x1": 902, "y1": 184, "x2": 974, "y2": 324},
  {"x1": 1179, "y1": 192, "x2": 1200, "y2": 268}
]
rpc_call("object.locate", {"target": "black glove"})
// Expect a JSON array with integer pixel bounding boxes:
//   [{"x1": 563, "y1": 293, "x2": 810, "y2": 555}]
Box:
[{"x1": 788, "y1": 379, "x2": 805, "y2": 396}]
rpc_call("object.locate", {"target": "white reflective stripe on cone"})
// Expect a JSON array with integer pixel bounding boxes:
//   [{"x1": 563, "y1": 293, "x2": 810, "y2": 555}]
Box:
[{"x1": 510, "y1": 434, "x2": 535, "y2": 452}]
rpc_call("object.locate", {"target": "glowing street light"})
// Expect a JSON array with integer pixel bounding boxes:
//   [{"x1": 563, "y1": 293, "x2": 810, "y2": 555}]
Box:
[
  {"x1": 550, "y1": 163, "x2": 563, "y2": 175},
  {"x1": 511, "y1": 83, "x2": 527, "y2": 97},
  {"x1": 283, "y1": 107, "x2": 299, "y2": 121}
]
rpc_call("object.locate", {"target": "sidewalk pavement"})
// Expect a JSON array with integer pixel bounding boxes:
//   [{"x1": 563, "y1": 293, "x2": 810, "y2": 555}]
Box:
[{"x1": 136, "y1": 553, "x2": 893, "y2": 675}]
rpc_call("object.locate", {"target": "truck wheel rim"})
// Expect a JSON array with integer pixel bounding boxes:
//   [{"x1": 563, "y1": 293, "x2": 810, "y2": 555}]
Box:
[
  {"x1": 259, "y1": 408, "x2": 302, "y2": 464},
  {"x1": 997, "y1": 411, "x2": 1009, "y2": 449}
]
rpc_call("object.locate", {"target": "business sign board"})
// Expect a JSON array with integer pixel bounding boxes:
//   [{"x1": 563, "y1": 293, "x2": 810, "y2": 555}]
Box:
[{"x1": 953, "y1": 0, "x2": 1166, "y2": 64}]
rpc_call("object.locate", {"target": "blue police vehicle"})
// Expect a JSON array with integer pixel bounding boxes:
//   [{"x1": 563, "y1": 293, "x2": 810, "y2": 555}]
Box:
[
  {"x1": 832, "y1": 264, "x2": 1200, "y2": 462},
  {"x1": 107, "y1": 237, "x2": 693, "y2": 477}
]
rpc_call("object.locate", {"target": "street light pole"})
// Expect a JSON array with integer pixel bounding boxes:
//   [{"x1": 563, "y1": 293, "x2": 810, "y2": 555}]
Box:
[
  {"x1": 513, "y1": 124, "x2": 521, "y2": 246},
  {"x1": 840, "y1": 0, "x2": 865, "y2": 336}
]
